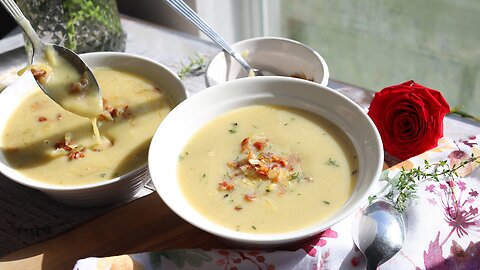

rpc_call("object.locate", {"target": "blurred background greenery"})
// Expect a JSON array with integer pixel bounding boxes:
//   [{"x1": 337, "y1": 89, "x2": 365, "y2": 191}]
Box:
[{"x1": 279, "y1": 0, "x2": 480, "y2": 115}]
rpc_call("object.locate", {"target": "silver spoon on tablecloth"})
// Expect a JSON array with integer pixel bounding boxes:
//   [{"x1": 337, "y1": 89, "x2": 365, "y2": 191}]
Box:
[
  {"x1": 351, "y1": 198, "x2": 406, "y2": 270},
  {"x1": 163, "y1": 0, "x2": 266, "y2": 77}
]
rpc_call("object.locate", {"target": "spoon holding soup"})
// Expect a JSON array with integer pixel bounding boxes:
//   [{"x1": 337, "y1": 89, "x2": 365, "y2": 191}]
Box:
[{"x1": 1, "y1": 0, "x2": 103, "y2": 119}]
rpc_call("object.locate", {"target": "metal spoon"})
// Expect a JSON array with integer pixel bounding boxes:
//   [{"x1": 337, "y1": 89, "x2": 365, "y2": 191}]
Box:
[
  {"x1": 1, "y1": 0, "x2": 102, "y2": 118},
  {"x1": 163, "y1": 0, "x2": 264, "y2": 76},
  {"x1": 351, "y1": 198, "x2": 406, "y2": 270}
]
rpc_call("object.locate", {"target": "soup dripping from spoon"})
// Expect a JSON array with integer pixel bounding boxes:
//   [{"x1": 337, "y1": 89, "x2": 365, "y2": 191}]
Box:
[{"x1": 1, "y1": 0, "x2": 103, "y2": 119}]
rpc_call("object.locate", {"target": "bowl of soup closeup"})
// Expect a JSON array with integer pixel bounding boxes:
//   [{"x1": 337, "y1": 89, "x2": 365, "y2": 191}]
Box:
[
  {"x1": 0, "y1": 52, "x2": 186, "y2": 207},
  {"x1": 205, "y1": 37, "x2": 330, "y2": 87},
  {"x1": 149, "y1": 76, "x2": 383, "y2": 247}
]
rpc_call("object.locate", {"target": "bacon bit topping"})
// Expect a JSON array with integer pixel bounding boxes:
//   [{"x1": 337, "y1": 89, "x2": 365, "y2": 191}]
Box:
[
  {"x1": 121, "y1": 105, "x2": 132, "y2": 119},
  {"x1": 31, "y1": 68, "x2": 47, "y2": 81},
  {"x1": 53, "y1": 134, "x2": 86, "y2": 160},
  {"x1": 107, "y1": 106, "x2": 119, "y2": 117},
  {"x1": 272, "y1": 155, "x2": 288, "y2": 167},
  {"x1": 244, "y1": 194, "x2": 256, "y2": 202},
  {"x1": 253, "y1": 141, "x2": 264, "y2": 150},
  {"x1": 55, "y1": 140, "x2": 73, "y2": 151},
  {"x1": 67, "y1": 149, "x2": 85, "y2": 160},
  {"x1": 56, "y1": 114, "x2": 62, "y2": 121},
  {"x1": 98, "y1": 99, "x2": 133, "y2": 121},
  {"x1": 227, "y1": 161, "x2": 238, "y2": 168},
  {"x1": 70, "y1": 77, "x2": 89, "y2": 94},
  {"x1": 218, "y1": 181, "x2": 235, "y2": 191},
  {"x1": 241, "y1": 137, "x2": 250, "y2": 150},
  {"x1": 220, "y1": 136, "x2": 311, "y2": 210},
  {"x1": 234, "y1": 206, "x2": 243, "y2": 211},
  {"x1": 38, "y1": 116, "x2": 48, "y2": 122},
  {"x1": 153, "y1": 86, "x2": 161, "y2": 92}
]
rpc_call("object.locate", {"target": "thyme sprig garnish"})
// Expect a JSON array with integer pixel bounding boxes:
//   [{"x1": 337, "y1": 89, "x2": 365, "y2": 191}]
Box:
[
  {"x1": 177, "y1": 53, "x2": 206, "y2": 79},
  {"x1": 370, "y1": 154, "x2": 480, "y2": 213}
]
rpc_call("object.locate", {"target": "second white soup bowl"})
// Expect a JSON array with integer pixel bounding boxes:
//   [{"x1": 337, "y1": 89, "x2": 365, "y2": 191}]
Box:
[{"x1": 148, "y1": 76, "x2": 383, "y2": 248}]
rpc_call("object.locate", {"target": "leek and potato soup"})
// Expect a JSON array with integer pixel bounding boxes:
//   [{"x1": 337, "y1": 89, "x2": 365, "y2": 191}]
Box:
[
  {"x1": 177, "y1": 105, "x2": 358, "y2": 234},
  {"x1": 2, "y1": 68, "x2": 173, "y2": 186}
]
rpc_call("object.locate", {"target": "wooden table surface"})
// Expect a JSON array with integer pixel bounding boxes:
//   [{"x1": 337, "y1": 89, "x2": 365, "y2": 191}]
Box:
[{"x1": 0, "y1": 193, "x2": 227, "y2": 270}]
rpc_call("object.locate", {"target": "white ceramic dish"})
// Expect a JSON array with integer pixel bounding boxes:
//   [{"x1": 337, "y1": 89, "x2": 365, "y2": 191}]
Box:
[
  {"x1": 0, "y1": 52, "x2": 186, "y2": 207},
  {"x1": 149, "y1": 76, "x2": 383, "y2": 248},
  {"x1": 205, "y1": 37, "x2": 329, "y2": 87}
]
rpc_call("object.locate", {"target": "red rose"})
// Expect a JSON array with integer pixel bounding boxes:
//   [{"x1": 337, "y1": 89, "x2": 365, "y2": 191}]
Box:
[{"x1": 368, "y1": 80, "x2": 450, "y2": 160}]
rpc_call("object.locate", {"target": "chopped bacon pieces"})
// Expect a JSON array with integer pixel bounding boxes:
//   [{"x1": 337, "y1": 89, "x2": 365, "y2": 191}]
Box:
[
  {"x1": 226, "y1": 161, "x2": 238, "y2": 168},
  {"x1": 272, "y1": 155, "x2": 288, "y2": 167},
  {"x1": 253, "y1": 141, "x2": 264, "y2": 150},
  {"x1": 218, "y1": 181, "x2": 235, "y2": 191},
  {"x1": 67, "y1": 149, "x2": 85, "y2": 160},
  {"x1": 70, "y1": 77, "x2": 89, "y2": 94},
  {"x1": 98, "y1": 99, "x2": 133, "y2": 121},
  {"x1": 31, "y1": 68, "x2": 47, "y2": 81},
  {"x1": 55, "y1": 140, "x2": 73, "y2": 151},
  {"x1": 244, "y1": 194, "x2": 256, "y2": 202},
  {"x1": 121, "y1": 105, "x2": 132, "y2": 119},
  {"x1": 220, "y1": 136, "x2": 310, "y2": 210},
  {"x1": 37, "y1": 116, "x2": 48, "y2": 122},
  {"x1": 53, "y1": 134, "x2": 86, "y2": 160}
]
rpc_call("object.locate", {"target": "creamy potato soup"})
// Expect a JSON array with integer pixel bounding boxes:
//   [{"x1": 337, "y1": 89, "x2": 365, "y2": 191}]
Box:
[
  {"x1": 177, "y1": 105, "x2": 358, "y2": 234},
  {"x1": 20, "y1": 45, "x2": 103, "y2": 118},
  {"x1": 2, "y1": 68, "x2": 172, "y2": 186}
]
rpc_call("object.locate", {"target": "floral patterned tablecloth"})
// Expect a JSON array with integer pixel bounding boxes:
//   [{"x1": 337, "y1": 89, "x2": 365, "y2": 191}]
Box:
[{"x1": 73, "y1": 135, "x2": 480, "y2": 270}]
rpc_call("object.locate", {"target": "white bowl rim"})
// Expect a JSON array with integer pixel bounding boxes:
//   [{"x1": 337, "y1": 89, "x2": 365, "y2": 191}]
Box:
[
  {"x1": 0, "y1": 52, "x2": 186, "y2": 192},
  {"x1": 205, "y1": 36, "x2": 330, "y2": 87},
  {"x1": 150, "y1": 76, "x2": 383, "y2": 244}
]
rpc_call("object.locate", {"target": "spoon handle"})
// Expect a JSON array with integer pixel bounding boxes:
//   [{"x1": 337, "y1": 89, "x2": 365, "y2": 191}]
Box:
[
  {"x1": 163, "y1": 0, "x2": 253, "y2": 72},
  {"x1": 0, "y1": 0, "x2": 44, "y2": 51},
  {"x1": 366, "y1": 261, "x2": 380, "y2": 270}
]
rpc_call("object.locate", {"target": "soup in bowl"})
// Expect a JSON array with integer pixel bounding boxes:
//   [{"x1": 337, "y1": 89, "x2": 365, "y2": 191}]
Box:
[
  {"x1": 148, "y1": 76, "x2": 383, "y2": 247},
  {"x1": 0, "y1": 52, "x2": 186, "y2": 207}
]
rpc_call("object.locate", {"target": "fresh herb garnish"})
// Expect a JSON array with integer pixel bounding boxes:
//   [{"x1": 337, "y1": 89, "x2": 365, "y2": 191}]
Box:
[
  {"x1": 177, "y1": 53, "x2": 206, "y2": 79},
  {"x1": 99, "y1": 173, "x2": 106, "y2": 178},
  {"x1": 178, "y1": 151, "x2": 189, "y2": 160},
  {"x1": 290, "y1": 172, "x2": 300, "y2": 180},
  {"x1": 372, "y1": 154, "x2": 480, "y2": 212},
  {"x1": 202, "y1": 173, "x2": 206, "y2": 178},
  {"x1": 228, "y1": 122, "x2": 238, "y2": 134},
  {"x1": 323, "y1": 200, "x2": 330, "y2": 205},
  {"x1": 326, "y1": 158, "x2": 340, "y2": 167},
  {"x1": 251, "y1": 225, "x2": 257, "y2": 230},
  {"x1": 223, "y1": 193, "x2": 229, "y2": 198}
]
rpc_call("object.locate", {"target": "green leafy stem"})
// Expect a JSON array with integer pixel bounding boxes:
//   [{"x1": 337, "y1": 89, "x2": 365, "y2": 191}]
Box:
[{"x1": 370, "y1": 154, "x2": 480, "y2": 212}]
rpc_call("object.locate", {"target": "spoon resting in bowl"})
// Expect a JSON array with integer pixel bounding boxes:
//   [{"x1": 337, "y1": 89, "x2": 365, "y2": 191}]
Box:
[
  {"x1": 1, "y1": 0, "x2": 103, "y2": 119},
  {"x1": 351, "y1": 198, "x2": 406, "y2": 270},
  {"x1": 163, "y1": 0, "x2": 266, "y2": 77}
]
